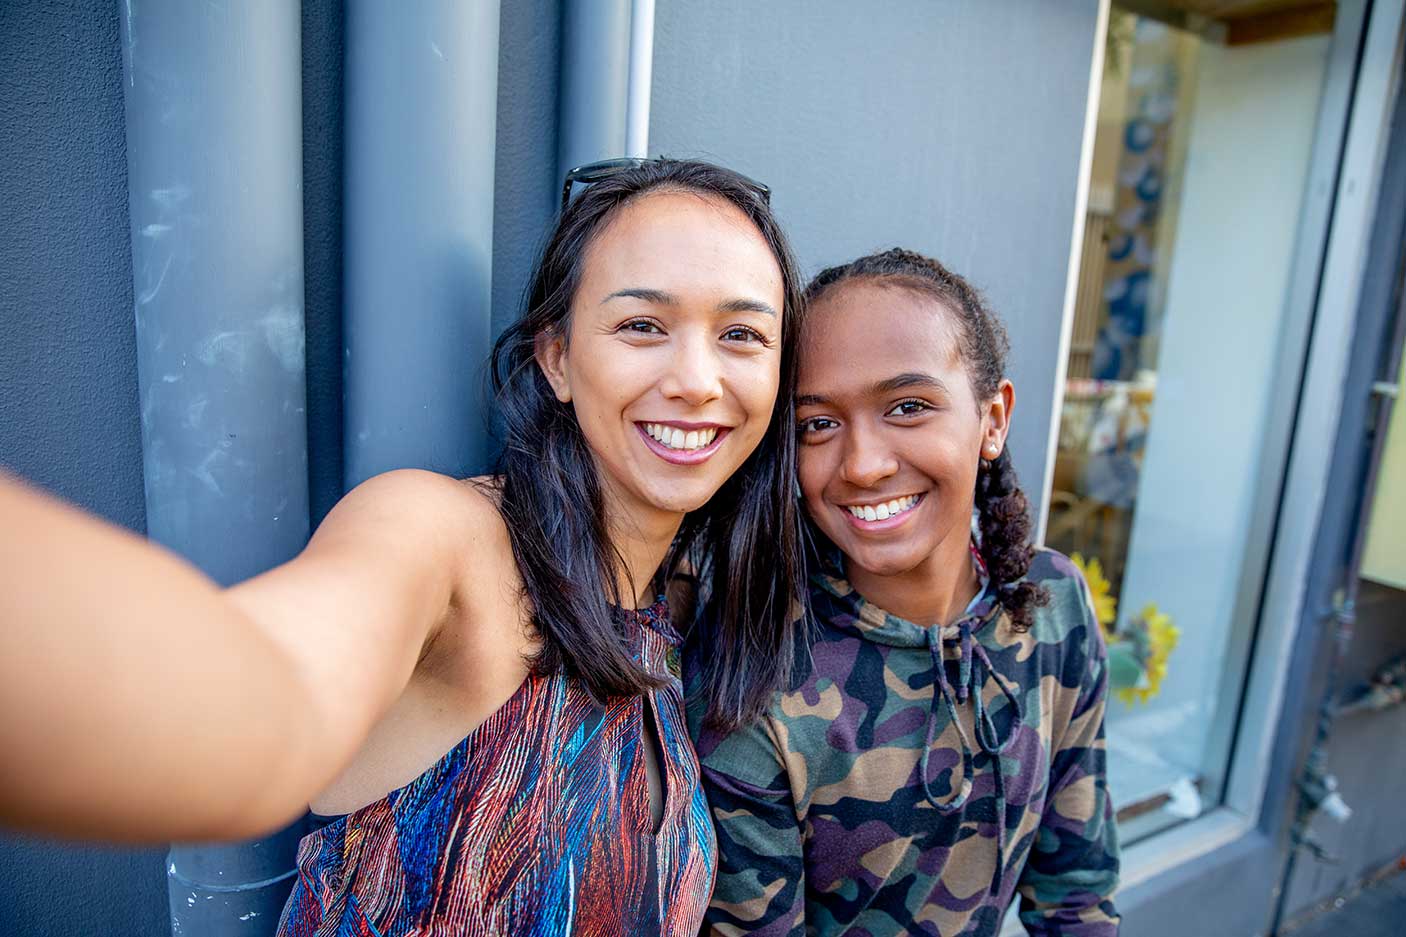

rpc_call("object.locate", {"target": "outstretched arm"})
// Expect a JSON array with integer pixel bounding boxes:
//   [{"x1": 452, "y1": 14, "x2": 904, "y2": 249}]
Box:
[{"x1": 0, "y1": 468, "x2": 475, "y2": 843}]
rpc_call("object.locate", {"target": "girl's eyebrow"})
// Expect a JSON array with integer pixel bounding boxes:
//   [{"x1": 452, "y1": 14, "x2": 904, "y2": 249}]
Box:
[
  {"x1": 871, "y1": 372, "x2": 949, "y2": 395},
  {"x1": 796, "y1": 373, "x2": 947, "y2": 409}
]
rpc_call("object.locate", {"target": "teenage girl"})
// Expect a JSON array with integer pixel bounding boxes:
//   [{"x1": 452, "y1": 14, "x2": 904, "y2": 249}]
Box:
[
  {"x1": 0, "y1": 159, "x2": 807, "y2": 936},
  {"x1": 695, "y1": 249, "x2": 1120, "y2": 936}
]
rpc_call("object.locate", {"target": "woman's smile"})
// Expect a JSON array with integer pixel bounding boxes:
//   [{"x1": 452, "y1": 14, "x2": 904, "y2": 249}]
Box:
[{"x1": 636, "y1": 421, "x2": 732, "y2": 464}]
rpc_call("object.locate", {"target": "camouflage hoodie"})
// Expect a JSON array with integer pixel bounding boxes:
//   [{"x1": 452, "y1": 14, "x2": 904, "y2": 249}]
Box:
[{"x1": 692, "y1": 547, "x2": 1120, "y2": 936}]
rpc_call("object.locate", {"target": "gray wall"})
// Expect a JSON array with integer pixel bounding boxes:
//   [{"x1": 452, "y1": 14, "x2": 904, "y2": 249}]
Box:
[
  {"x1": 0, "y1": 0, "x2": 563, "y2": 933},
  {"x1": 650, "y1": 0, "x2": 1101, "y2": 513},
  {"x1": 0, "y1": 1, "x2": 166, "y2": 934}
]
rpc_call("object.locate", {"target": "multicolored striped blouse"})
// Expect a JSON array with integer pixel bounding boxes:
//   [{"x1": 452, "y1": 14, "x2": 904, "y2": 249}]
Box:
[{"x1": 277, "y1": 600, "x2": 717, "y2": 937}]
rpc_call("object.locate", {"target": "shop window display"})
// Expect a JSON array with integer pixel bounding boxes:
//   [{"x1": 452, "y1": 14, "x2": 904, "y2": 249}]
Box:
[{"x1": 1048, "y1": 7, "x2": 1335, "y2": 841}]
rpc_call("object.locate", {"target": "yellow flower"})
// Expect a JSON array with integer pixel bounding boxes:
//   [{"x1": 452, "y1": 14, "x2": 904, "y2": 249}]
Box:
[
  {"x1": 1115, "y1": 603, "x2": 1180, "y2": 705},
  {"x1": 1071, "y1": 553, "x2": 1117, "y2": 637}
]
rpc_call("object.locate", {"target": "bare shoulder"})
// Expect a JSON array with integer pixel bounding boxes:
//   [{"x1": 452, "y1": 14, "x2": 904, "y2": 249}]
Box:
[{"x1": 315, "y1": 470, "x2": 509, "y2": 560}]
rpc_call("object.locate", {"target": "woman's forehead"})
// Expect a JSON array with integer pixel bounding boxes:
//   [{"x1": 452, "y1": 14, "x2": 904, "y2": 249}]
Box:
[{"x1": 581, "y1": 190, "x2": 782, "y2": 294}]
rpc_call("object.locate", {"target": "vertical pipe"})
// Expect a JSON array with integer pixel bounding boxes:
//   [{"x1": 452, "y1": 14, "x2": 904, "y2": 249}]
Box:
[
  {"x1": 558, "y1": 0, "x2": 632, "y2": 178},
  {"x1": 343, "y1": 1, "x2": 502, "y2": 488},
  {"x1": 626, "y1": 0, "x2": 656, "y2": 158},
  {"x1": 119, "y1": 1, "x2": 310, "y2": 934}
]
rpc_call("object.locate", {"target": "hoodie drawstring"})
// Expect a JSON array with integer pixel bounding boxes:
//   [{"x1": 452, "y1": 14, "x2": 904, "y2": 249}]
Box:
[{"x1": 918, "y1": 620, "x2": 1026, "y2": 894}]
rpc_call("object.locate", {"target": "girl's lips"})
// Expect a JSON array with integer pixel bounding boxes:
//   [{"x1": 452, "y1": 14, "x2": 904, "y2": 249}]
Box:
[
  {"x1": 635, "y1": 423, "x2": 731, "y2": 465},
  {"x1": 838, "y1": 494, "x2": 925, "y2": 532}
]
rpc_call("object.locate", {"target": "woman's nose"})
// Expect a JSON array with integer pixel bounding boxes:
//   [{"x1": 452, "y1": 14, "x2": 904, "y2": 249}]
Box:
[{"x1": 659, "y1": 333, "x2": 724, "y2": 407}]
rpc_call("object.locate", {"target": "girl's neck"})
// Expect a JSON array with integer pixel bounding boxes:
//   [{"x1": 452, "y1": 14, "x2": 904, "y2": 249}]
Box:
[{"x1": 845, "y1": 531, "x2": 981, "y2": 629}]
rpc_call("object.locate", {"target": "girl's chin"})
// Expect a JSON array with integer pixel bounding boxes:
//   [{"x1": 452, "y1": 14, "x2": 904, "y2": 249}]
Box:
[{"x1": 837, "y1": 541, "x2": 928, "y2": 580}]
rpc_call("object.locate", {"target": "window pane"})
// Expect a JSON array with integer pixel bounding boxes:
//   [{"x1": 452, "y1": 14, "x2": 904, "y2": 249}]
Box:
[{"x1": 1049, "y1": 7, "x2": 1335, "y2": 842}]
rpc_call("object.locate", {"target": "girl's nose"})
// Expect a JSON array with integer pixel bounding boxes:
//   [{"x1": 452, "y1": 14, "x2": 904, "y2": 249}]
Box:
[{"x1": 838, "y1": 424, "x2": 899, "y2": 488}]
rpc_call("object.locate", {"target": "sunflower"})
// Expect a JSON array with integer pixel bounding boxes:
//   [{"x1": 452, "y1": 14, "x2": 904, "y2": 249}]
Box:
[
  {"x1": 1071, "y1": 553, "x2": 1117, "y2": 637},
  {"x1": 1115, "y1": 603, "x2": 1180, "y2": 705}
]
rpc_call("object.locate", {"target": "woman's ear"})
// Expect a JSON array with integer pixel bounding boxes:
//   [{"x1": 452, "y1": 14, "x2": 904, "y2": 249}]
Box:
[
  {"x1": 982, "y1": 379, "x2": 1015, "y2": 459},
  {"x1": 534, "y1": 330, "x2": 572, "y2": 403}
]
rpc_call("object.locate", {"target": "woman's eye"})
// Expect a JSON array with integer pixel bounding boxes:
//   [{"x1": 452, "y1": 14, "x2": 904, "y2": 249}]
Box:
[
  {"x1": 620, "y1": 319, "x2": 663, "y2": 335},
  {"x1": 798, "y1": 416, "x2": 838, "y2": 434},
  {"x1": 722, "y1": 325, "x2": 767, "y2": 344},
  {"x1": 887, "y1": 399, "x2": 931, "y2": 417}
]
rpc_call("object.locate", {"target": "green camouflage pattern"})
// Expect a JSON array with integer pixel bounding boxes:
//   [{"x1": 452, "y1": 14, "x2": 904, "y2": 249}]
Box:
[{"x1": 690, "y1": 548, "x2": 1119, "y2": 936}]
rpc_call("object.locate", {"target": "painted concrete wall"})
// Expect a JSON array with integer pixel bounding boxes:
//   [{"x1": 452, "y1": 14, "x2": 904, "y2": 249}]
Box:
[
  {"x1": 649, "y1": 0, "x2": 1102, "y2": 516},
  {"x1": 0, "y1": 1, "x2": 561, "y2": 932},
  {"x1": 0, "y1": 1, "x2": 166, "y2": 934}
]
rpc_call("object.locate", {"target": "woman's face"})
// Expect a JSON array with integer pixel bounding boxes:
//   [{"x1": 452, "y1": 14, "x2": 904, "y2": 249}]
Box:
[
  {"x1": 796, "y1": 280, "x2": 1011, "y2": 579},
  {"x1": 537, "y1": 190, "x2": 785, "y2": 523}
]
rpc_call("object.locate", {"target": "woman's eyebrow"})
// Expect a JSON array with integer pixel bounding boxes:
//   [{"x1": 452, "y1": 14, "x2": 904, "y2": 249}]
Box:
[
  {"x1": 603, "y1": 287, "x2": 675, "y2": 305},
  {"x1": 716, "y1": 297, "x2": 777, "y2": 317},
  {"x1": 601, "y1": 289, "x2": 776, "y2": 317}
]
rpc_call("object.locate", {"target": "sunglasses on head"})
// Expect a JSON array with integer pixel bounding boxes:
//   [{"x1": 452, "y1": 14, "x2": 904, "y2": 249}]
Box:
[{"x1": 559, "y1": 157, "x2": 772, "y2": 212}]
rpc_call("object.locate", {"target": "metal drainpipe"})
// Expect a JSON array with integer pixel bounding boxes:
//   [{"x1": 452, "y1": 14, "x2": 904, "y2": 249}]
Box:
[
  {"x1": 342, "y1": 1, "x2": 501, "y2": 487},
  {"x1": 626, "y1": 0, "x2": 656, "y2": 158},
  {"x1": 559, "y1": 0, "x2": 633, "y2": 180},
  {"x1": 119, "y1": 2, "x2": 311, "y2": 935}
]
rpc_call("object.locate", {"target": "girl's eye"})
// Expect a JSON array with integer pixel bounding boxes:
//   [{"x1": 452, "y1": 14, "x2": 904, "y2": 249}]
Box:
[
  {"x1": 722, "y1": 325, "x2": 768, "y2": 344},
  {"x1": 620, "y1": 319, "x2": 663, "y2": 335},
  {"x1": 798, "y1": 416, "x2": 838, "y2": 434},
  {"x1": 887, "y1": 399, "x2": 931, "y2": 417}
]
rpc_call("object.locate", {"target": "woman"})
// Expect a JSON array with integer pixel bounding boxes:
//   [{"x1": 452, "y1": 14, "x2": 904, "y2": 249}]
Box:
[
  {"x1": 0, "y1": 159, "x2": 806, "y2": 935},
  {"x1": 695, "y1": 249, "x2": 1120, "y2": 936}
]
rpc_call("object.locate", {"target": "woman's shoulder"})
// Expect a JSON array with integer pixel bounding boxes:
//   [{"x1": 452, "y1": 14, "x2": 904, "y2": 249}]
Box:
[
  {"x1": 340, "y1": 469, "x2": 506, "y2": 536},
  {"x1": 327, "y1": 470, "x2": 519, "y2": 590}
]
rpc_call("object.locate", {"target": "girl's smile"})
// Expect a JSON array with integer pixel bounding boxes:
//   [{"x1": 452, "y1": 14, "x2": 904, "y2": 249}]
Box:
[{"x1": 838, "y1": 491, "x2": 925, "y2": 530}]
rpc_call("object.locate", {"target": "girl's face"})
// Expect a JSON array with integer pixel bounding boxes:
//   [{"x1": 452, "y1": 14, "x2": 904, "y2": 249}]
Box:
[
  {"x1": 796, "y1": 281, "x2": 1011, "y2": 579},
  {"x1": 537, "y1": 190, "x2": 785, "y2": 523}
]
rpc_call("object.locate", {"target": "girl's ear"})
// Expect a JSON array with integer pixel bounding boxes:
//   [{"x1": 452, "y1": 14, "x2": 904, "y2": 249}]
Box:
[
  {"x1": 534, "y1": 330, "x2": 572, "y2": 403},
  {"x1": 982, "y1": 379, "x2": 1015, "y2": 460}
]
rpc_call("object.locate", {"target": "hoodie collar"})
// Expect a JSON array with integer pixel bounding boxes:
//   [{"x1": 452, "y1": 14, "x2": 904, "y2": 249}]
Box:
[{"x1": 810, "y1": 540, "x2": 1000, "y2": 650}]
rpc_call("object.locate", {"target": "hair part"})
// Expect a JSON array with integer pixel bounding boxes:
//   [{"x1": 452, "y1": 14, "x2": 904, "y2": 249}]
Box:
[
  {"x1": 490, "y1": 159, "x2": 806, "y2": 730},
  {"x1": 806, "y1": 247, "x2": 1049, "y2": 632}
]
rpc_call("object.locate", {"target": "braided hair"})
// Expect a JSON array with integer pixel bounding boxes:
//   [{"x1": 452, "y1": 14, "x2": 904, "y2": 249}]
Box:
[{"x1": 806, "y1": 248, "x2": 1050, "y2": 632}]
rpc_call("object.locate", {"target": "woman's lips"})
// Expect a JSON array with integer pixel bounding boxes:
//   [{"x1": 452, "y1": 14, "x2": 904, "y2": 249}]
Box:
[{"x1": 635, "y1": 422, "x2": 731, "y2": 465}]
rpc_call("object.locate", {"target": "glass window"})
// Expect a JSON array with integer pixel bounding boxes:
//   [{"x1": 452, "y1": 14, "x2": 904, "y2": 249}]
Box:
[{"x1": 1048, "y1": 5, "x2": 1338, "y2": 842}]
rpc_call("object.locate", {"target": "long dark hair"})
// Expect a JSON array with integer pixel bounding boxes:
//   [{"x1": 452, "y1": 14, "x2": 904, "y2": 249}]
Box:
[
  {"x1": 490, "y1": 159, "x2": 806, "y2": 730},
  {"x1": 806, "y1": 247, "x2": 1050, "y2": 632}
]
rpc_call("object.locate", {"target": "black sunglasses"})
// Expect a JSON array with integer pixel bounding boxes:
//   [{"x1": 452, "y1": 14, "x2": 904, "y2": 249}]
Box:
[{"x1": 559, "y1": 157, "x2": 772, "y2": 212}]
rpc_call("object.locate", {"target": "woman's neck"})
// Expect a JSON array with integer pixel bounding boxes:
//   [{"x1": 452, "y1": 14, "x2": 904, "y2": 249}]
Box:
[
  {"x1": 604, "y1": 499, "x2": 685, "y2": 609},
  {"x1": 845, "y1": 531, "x2": 981, "y2": 629}
]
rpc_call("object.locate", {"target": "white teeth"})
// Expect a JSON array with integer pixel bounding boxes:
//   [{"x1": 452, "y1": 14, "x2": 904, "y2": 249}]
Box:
[
  {"x1": 643, "y1": 424, "x2": 719, "y2": 451},
  {"x1": 846, "y1": 495, "x2": 920, "y2": 521}
]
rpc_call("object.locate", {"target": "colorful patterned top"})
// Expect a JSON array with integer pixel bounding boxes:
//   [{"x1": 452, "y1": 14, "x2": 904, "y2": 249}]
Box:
[
  {"x1": 692, "y1": 548, "x2": 1120, "y2": 936},
  {"x1": 277, "y1": 600, "x2": 717, "y2": 937}
]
